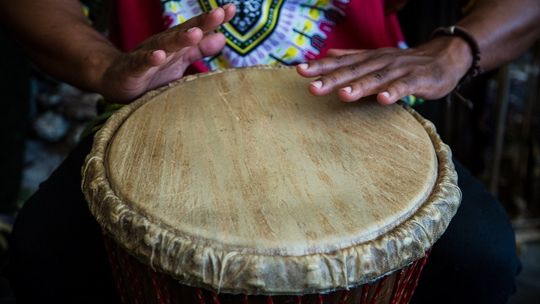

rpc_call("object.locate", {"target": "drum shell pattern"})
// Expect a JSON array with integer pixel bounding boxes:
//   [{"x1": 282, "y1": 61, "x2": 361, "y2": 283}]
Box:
[{"x1": 104, "y1": 236, "x2": 429, "y2": 304}]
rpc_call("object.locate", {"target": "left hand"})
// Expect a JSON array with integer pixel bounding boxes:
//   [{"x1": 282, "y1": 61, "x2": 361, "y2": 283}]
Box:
[
  {"x1": 98, "y1": 4, "x2": 236, "y2": 103},
  {"x1": 296, "y1": 36, "x2": 473, "y2": 105}
]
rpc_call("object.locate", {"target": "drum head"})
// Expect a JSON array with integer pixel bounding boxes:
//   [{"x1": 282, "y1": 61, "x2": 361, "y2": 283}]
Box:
[{"x1": 83, "y1": 66, "x2": 461, "y2": 295}]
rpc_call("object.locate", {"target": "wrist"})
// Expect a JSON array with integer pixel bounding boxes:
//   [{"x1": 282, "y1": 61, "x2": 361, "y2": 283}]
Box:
[
  {"x1": 430, "y1": 25, "x2": 481, "y2": 83},
  {"x1": 83, "y1": 46, "x2": 122, "y2": 96},
  {"x1": 423, "y1": 35, "x2": 475, "y2": 86}
]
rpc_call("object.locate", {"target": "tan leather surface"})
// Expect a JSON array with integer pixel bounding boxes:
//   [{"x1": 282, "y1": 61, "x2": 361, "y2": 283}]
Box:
[{"x1": 82, "y1": 66, "x2": 461, "y2": 295}]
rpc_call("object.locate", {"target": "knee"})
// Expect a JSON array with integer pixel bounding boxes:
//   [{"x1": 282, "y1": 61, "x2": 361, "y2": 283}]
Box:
[
  {"x1": 413, "y1": 220, "x2": 520, "y2": 304},
  {"x1": 413, "y1": 187, "x2": 520, "y2": 303}
]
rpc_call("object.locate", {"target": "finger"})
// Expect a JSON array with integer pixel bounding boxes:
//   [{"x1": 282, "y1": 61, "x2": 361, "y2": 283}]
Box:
[
  {"x1": 307, "y1": 58, "x2": 392, "y2": 95},
  {"x1": 198, "y1": 32, "x2": 227, "y2": 56},
  {"x1": 143, "y1": 26, "x2": 204, "y2": 54},
  {"x1": 298, "y1": 48, "x2": 396, "y2": 77},
  {"x1": 124, "y1": 50, "x2": 167, "y2": 76},
  {"x1": 327, "y1": 48, "x2": 364, "y2": 57},
  {"x1": 145, "y1": 7, "x2": 224, "y2": 53},
  {"x1": 152, "y1": 4, "x2": 235, "y2": 54},
  {"x1": 148, "y1": 50, "x2": 167, "y2": 65},
  {"x1": 175, "y1": 6, "x2": 230, "y2": 34},
  {"x1": 297, "y1": 54, "x2": 363, "y2": 77},
  {"x1": 337, "y1": 68, "x2": 409, "y2": 102},
  {"x1": 378, "y1": 75, "x2": 420, "y2": 105},
  {"x1": 222, "y1": 3, "x2": 236, "y2": 23},
  {"x1": 184, "y1": 32, "x2": 227, "y2": 62}
]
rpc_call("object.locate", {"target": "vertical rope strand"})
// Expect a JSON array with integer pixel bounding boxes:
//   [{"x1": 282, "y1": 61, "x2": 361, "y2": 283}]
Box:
[
  {"x1": 369, "y1": 275, "x2": 390, "y2": 304},
  {"x1": 103, "y1": 237, "x2": 128, "y2": 304},
  {"x1": 195, "y1": 288, "x2": 206, "y2": 304}
]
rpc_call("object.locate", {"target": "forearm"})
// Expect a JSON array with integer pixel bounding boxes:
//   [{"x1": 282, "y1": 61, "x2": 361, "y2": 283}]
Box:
[
  {"x1": 458, "y1": 0, "x2": 540, "y2": 72},
  {"x1": 0, "y1": 0, "x2": 119, "y2": 93}
]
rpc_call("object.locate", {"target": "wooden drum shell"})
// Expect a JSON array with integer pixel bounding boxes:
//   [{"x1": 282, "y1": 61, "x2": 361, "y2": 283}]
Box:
[{"x1": 104, "y1": 237, "x2": 429, "y2": 304}]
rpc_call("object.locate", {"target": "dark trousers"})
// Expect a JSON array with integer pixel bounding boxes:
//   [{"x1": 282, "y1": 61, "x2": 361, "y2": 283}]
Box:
[
  {"x1": 7, "y1": 135, "x2": 520, "y2": 304},
  {"x1": 0, "y1": 25, "x2": 30, "y2": 214}
]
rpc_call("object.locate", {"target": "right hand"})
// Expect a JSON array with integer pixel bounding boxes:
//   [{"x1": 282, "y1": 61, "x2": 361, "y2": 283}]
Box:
[
  {"x1": 296, "y1": 36, "x2": 472, "y2": 105},
  {"x1": 99, "y1": 4, "x2": 235, "y2": 103}
]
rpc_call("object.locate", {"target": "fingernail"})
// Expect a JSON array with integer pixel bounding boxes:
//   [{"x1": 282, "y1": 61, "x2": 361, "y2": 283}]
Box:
[
  {"x1": 341, "y1": 86, "x2": 352, "y2": 94},
  {"x1": 209, "y1": 7, "x2": 218, "y2": 13},
  {"x1": 223, "y1": 3, "x2": 233, "y2": 9},
  {"x1": 381, "y1": 91, "x2": 390, "y2": 99},
  {"x1": 298, "y1": 63, "x2": 309, "y2": 70},
  {"x1": 186, "y1": 27, "x2": 197, "y2": 33},
  {"x1": 311, "y1": 80, "x2": 323, "y2": 89}
]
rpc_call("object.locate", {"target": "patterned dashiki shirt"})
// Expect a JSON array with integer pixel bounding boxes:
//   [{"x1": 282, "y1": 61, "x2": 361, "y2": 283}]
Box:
[{"x1": 161, "y1": 0, "x2": 351, "y2": 70}]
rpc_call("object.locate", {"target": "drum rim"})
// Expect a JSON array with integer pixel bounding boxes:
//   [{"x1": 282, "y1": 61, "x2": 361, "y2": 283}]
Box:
[{"x1": 82, "y1": 65, "x2": 462, "y2": 295}]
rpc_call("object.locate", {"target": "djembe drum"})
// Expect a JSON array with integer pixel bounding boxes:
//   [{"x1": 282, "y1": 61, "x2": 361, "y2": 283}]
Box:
[{"x1": 82, "y1": 66, "x2": 461, "y2": 304}]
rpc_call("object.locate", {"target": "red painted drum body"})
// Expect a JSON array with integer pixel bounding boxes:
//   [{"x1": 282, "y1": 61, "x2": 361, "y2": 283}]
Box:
[{"x1": 82, "y1": 67, "x2": 461, "y2": 304}]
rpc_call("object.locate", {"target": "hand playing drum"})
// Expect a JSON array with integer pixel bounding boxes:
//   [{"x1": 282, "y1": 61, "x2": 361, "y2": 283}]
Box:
[{"x1": 82, "y1": 67, "x2": 461, "y2": 304}]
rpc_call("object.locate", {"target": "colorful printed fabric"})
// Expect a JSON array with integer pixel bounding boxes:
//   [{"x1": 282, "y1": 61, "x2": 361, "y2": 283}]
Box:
[
  {"x1": 162, "y1": 0, "x2": 351, "y2": 70},
  {"x1": 107, "y1": 0, "x2": 405, "y2": 68}
]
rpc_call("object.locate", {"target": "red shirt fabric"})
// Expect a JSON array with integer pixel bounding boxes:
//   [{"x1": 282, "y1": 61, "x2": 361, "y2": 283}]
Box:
[
  {"x1": 324, "y1": 0, "x2": 404, "y2": 52},
  {"x1": 109, "y1": 0, "x2": 165, "y2": 52},
  {"x1": 109, "y1": 0, "x2": 404, "y2": 71}
]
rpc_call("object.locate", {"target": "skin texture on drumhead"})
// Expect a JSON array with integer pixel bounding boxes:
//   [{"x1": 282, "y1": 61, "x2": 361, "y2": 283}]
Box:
[
  {"x1": 105, "y1": 67, "x2": 437, "y2": 256},
  {"x1": 83, "y1": 66, "x2": 461, "y2": 294}
]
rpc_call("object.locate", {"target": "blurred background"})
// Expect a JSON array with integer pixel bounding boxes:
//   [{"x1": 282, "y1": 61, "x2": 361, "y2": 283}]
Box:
[
  {"x1": 401, "y1": 2, "x2": 540, "y2": 303},
  {"x1": 0, "y1": 0, "x2": 538, "y2": 303}
]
